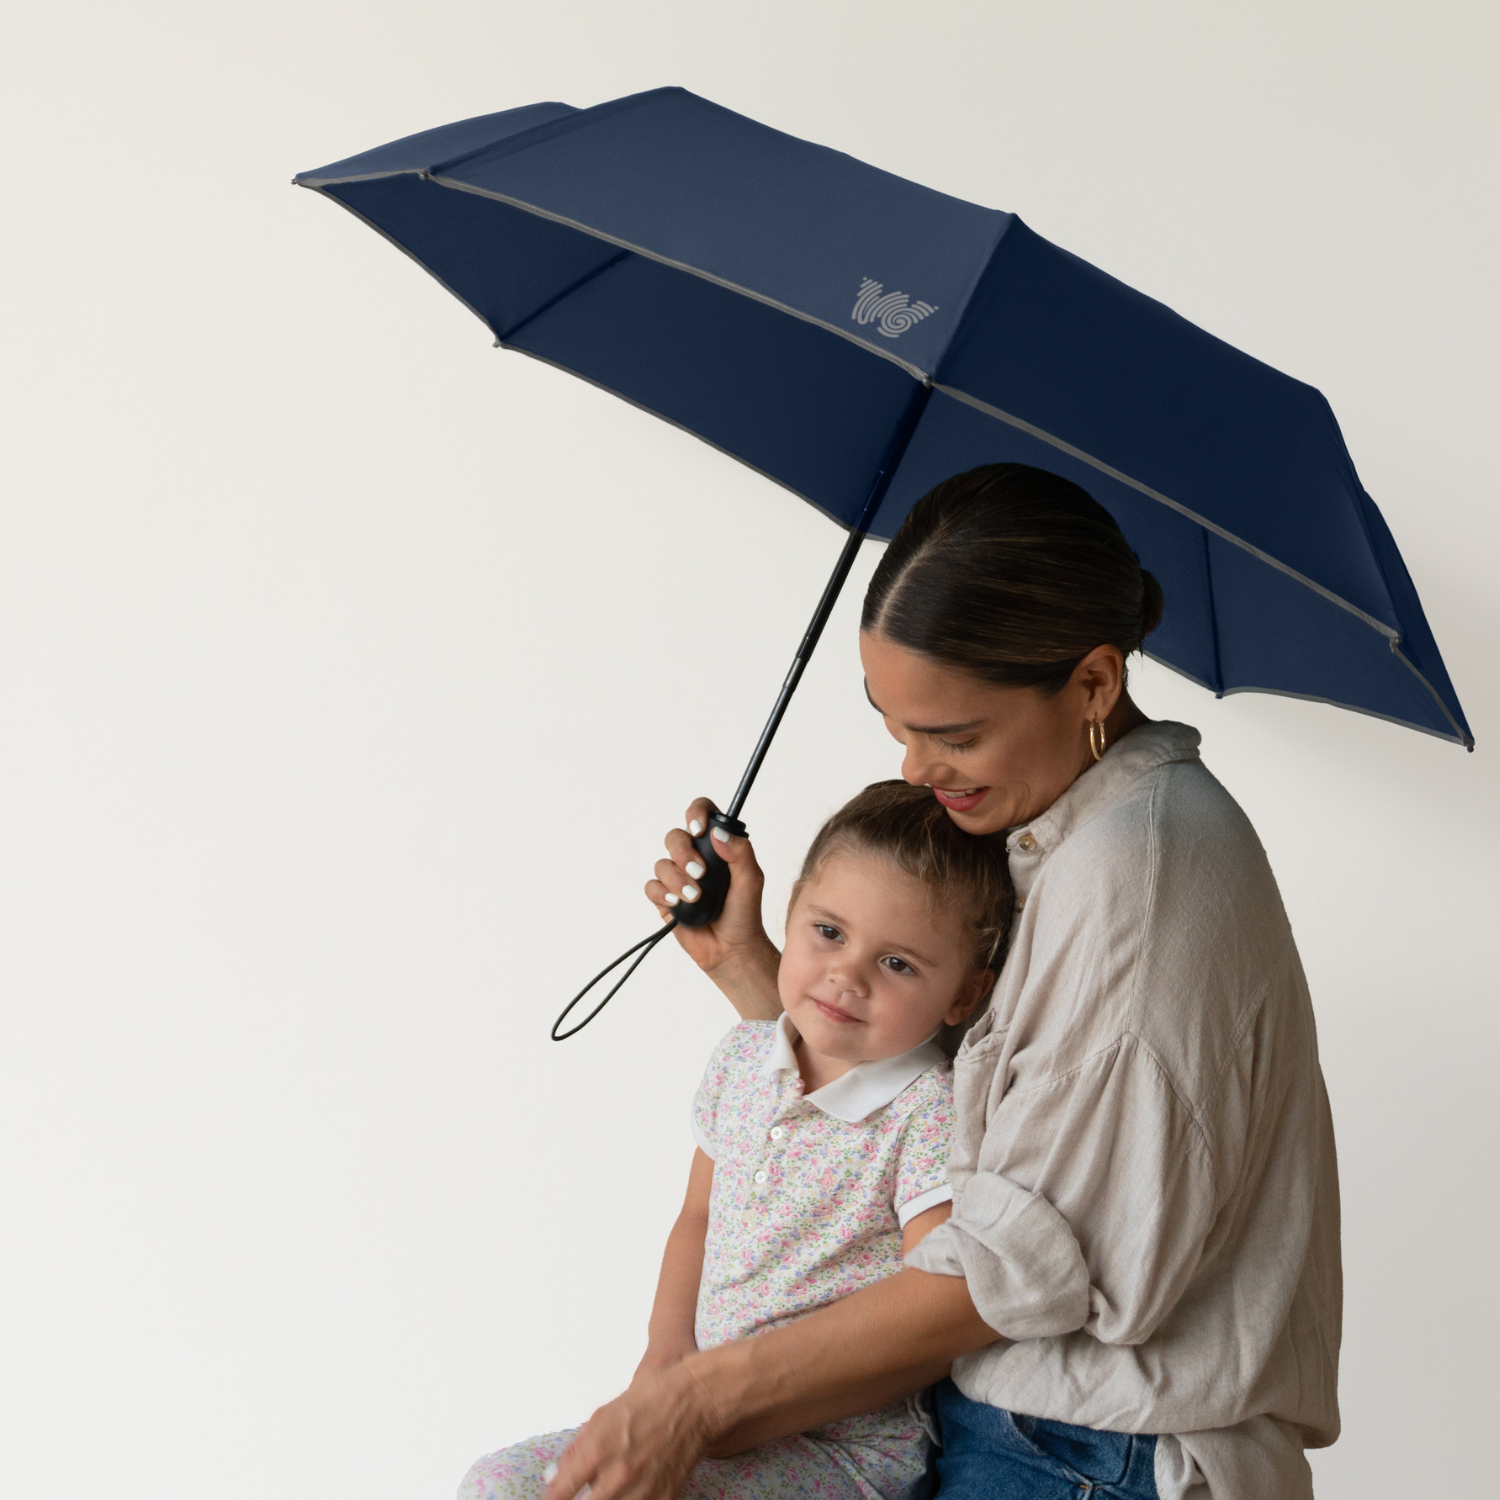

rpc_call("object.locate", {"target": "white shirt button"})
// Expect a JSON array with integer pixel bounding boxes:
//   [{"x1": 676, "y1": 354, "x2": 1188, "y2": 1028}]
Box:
[
  {"x1": 1017, "y1": 832, "x2": 1038, "y2": 852},
  {"x1": 754, "y1": 1170, "x2": 769, "y2": 1184},
  {"x1": 769, "y1": 1127, "x2": 784, "y2": 1141}
]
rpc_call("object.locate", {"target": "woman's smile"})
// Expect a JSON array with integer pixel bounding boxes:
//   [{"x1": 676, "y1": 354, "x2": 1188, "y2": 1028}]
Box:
[{"x1": 930, "y1": 785, "x2": 989, "y2": 813}]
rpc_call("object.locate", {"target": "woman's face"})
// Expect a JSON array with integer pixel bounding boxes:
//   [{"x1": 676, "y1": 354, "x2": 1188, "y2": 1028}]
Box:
[{"x1": 859, "y1": 630, "x2": 1115, "y2": 835}]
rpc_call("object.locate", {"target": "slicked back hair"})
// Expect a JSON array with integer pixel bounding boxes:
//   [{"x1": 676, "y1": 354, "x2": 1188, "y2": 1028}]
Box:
[{"x1": 862, "y1": 463, "x2": 1165, "y2": 696}]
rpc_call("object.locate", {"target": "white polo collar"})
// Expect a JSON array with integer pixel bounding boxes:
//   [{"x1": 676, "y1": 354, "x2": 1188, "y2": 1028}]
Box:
[{"x1": 762, "y1": 1013, "x2": 945, "y2": 1123}]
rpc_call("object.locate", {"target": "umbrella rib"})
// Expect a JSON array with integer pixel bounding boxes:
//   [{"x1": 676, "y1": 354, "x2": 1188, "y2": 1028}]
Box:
[
  {"x1": 497, "y1": 250, "x2": 632, "y2": 344},
  {"x1": 295, "y1": 181, "x2": 497, "y2": 336},
  {"x1": 934, "y1": 384, "x2": 1401, "y2": 643},
  {"x1": 1387, "y1": 644, "x2": 1474, "y2": 747},
  {"x1": 1201, "y1": 529, "x2": 1224, "y2": 696}
]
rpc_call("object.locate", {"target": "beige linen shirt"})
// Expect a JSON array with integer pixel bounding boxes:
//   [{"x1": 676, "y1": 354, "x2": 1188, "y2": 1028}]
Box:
[{"x1": 905, "y1": 722, "x2": 1341, "y2": 1499}]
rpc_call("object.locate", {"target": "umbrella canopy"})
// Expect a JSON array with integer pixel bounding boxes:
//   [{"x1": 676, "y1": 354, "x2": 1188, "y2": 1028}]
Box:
[{"x1": 296, "y1": 86, "x2": 1470, "y2": 747}]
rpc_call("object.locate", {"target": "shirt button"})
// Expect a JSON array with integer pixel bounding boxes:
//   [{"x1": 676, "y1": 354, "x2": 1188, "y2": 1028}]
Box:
[
  {"x1": 769, "y1": 1127, "x2": 784, "y2": 1141},
  {"x1": 754, "y1": 1170, "x2": 769, "y2": 1184},
  {"x1": 1016, "y1": 832, "x2": 1037, "y2": 852}
]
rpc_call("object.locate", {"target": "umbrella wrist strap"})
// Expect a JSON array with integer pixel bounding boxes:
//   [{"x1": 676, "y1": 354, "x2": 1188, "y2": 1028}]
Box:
[{"x1": 550, "y1": 919, "x2": 679, "y2": 1040}]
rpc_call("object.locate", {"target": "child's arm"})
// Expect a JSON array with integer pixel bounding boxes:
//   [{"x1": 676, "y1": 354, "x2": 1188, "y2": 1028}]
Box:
[
  {"x1": 634, "y1": 1148, "x2": 714, "y2": 1381},
  {"x1": 901, "y1": 1201, "x2": 952, "y2": 1257}
]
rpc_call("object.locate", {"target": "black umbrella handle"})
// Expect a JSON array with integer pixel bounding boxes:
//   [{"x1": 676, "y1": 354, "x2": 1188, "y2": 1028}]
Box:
[{"x1": 671, "y1": 811, "x2": 748, "y2": 929}]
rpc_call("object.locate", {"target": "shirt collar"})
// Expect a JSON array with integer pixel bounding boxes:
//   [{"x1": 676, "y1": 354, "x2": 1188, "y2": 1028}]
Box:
[
  {"x1": 1005, "y1": 719, "x2": 1202, "y2": 905},
  {"x1": 762, "y1": 1013, "x2": 945, "y2": 1123}
]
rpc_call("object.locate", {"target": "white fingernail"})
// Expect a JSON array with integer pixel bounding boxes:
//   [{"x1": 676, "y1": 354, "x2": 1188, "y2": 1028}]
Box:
[
  {"x1": 685, "y1": 861, "x2": 705, "y2": 879},
  {"x1": 689, "y1": 819, "x2": 703, "y2": 837},
  {"x1": 543, "y1": 1463, "x2": 558, "y2": 1484},
  {"x1": 664, "y1": 892, "x2": 680, "y2": 906},
  {"x1": 682, "y1": 883, "x2": 700, "y2": 901},
  {"x1": 710, "y1": 826, "x2": 730, "y2": 844}
]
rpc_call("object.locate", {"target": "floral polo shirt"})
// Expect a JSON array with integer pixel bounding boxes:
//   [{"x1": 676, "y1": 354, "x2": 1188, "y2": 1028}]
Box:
[{"x1": 690, "y1": 1015, "x2": 955, "y2": 1351}]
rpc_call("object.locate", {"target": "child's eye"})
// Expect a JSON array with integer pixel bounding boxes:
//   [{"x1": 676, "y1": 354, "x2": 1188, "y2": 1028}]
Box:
[
  {"x1": 881, "y1": 955, "x2": 915, "y2": 975},
  {"x1": 814, "y1": 924, "x2": 842, "y2": 942},
  {"x1": 937, "y1": 736, "x2": 975, "y2": 752}
]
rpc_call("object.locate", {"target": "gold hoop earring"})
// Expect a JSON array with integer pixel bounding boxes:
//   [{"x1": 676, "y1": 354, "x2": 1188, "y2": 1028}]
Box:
[{"x1": 1089, "y1": 719, "x2": 1106, "y2": 762}]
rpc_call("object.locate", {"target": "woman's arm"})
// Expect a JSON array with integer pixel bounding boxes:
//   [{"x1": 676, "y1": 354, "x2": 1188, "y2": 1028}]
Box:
[
  {"x1": 548, "y1": 1224, "x2": 999, "y2": 1500},
  {"x1": 634, "y1": 1150, "x2": 714, "y2": 1380},
  {"x1": 645, "y1": 797, "x2": 782, "y2": 1021},
  {"x1": 708, "y1": 1200, "x2": 973, "y2": 1451},
  {"x1": 705, "y1": 1264, "x2": 996, "y2": 1454}
]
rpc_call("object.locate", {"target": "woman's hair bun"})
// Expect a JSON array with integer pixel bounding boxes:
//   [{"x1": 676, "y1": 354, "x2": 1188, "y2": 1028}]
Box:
[
  {"x1": 863, "y1": 463, "x2": 1171, "y2": 695},
  {"x1": 1139, "y1": 569, "x2": 1165, "y2": 642}
]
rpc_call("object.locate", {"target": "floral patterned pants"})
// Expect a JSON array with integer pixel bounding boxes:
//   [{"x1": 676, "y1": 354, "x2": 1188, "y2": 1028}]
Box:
[{"x1": 457, "y1": 1403, "x2": 932, "y2": 1500}]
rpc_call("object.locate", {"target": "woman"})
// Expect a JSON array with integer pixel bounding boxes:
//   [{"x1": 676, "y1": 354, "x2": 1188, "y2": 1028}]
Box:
[{"x1": 551, "y1": 464, "x2": 1340, "y2": 1500}]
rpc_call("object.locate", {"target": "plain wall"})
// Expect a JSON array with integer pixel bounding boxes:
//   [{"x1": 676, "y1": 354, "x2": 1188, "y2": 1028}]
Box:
[{"x1": 2, "y1": 3, "x2": 1496, "y2": 1495}]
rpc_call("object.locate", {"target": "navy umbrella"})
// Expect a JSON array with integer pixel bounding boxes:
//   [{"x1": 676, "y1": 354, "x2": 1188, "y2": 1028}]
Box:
[{"x1": 295, "y1": 88, "x2": 1471, "y2": 1028}]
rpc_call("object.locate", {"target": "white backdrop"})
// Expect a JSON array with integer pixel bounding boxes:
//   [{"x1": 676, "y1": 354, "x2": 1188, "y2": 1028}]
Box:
[{"x1": 2, "y1": 3, "x2": 1496, "y2": 1496}]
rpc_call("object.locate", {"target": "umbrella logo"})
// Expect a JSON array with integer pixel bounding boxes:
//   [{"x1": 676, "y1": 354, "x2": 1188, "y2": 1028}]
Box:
[{"x1": 851, "y1": 277, "x2": 938, "y2": 339}]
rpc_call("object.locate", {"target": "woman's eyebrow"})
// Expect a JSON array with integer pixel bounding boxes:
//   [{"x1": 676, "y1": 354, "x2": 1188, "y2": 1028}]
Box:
[{"x1": 861, "y1": 679, "x2": 983, "y2": 736}]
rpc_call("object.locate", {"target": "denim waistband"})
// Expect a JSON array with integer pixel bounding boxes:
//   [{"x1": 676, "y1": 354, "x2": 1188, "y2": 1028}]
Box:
[{"x1": 932, "y1": 1378, "x2": 1159, "y2": 1499}]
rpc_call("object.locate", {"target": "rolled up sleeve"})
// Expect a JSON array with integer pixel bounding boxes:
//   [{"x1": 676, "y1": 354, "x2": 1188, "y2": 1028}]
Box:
[
  {"x1": 911, "y1": 1032, "x2": 1226, "y2": 1347},
  {"x1": 906, "y1": 1170, "x2": 1091, "y2": 1339}
]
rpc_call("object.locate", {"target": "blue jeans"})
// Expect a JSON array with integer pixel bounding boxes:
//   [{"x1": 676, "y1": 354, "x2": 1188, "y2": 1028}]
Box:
[{"x1": 932, "y1": 1380, "x2": 1159, "y2": 1500}]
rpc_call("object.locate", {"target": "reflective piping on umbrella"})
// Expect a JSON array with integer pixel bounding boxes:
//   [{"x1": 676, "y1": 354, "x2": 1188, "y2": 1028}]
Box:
[
  {"x1": 934, "y1": 383, "x2": 1399, "y2": 642},
  {"x1": 939, "y1": 385, "x2": 1474, "y2": 748},
  {"x1": 1143, "y1": 652, "x2": 1470, "y2": 747},
  {"x1": 496, "y1": 340, "x2": 910, "y2": 538},
  {"x1": 293, "y1": 180, "x2": 494, "y2": 333},
  {"x1": 492, "y1": 352, "x2": 1478, "y2": 748},
  {"x1": 296, "y1": 174, "x2": 1471, "y2": 750},
  {"x1": 295, "y1": 169, "x2": 428, "y2": 188},
  {"x1": 298, "y1": 170, "x2": 924, "y2": 537},
  {"x1": 1389, "y1": 643, "x2": 1473, "y2": 747},
  {"x1": 424, "y1": 173, "x2": 937, "y2": 383}
]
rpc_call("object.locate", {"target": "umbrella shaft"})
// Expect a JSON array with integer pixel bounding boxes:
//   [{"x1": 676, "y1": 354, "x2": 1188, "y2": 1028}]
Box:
[
  {"x1": 727, "y1": 381, "x2": 934, "y2": 819},
  {"x1": 726, "y1": 521, "x2": 868, "y2": 819}
]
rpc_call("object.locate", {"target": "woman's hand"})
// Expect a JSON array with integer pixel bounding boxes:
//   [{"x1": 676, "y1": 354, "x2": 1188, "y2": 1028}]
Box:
[
  {"x1": 544, "y1": 1270, "x2": 998, "y2": 1500},
  {"x1": 646, "y1": 797, "x2": 782, "y2": 1020},
  {"x1": 545, "y1": 1358, "x2": 721, "y2": 1500},
  {"x1": 631, "y1": 1335, "x2": 699, "y2": 1384}
]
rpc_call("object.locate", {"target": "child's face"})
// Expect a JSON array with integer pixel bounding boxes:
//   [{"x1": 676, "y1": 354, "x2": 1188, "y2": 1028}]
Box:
[{"x1": 779, "y1": 848, "x2": 987, "y2": 1067}]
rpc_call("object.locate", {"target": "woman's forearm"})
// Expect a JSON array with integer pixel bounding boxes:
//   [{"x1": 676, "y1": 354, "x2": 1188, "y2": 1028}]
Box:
[
  {"x1": 540, "y1": 1260, "x2": 1000, "y2": 1500},
  {"x1": 698, "y1": 1268, "x2": 1001, "y2": 1454},
  {"x1": 708, "y1": 938, "x2": 783, "y2": 1022}
]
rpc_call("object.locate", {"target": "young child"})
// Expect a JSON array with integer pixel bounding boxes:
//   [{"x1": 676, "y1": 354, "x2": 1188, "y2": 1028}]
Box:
[{"x1": 459, "y1": 781, "x2": 1013, "y2": 1500}]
